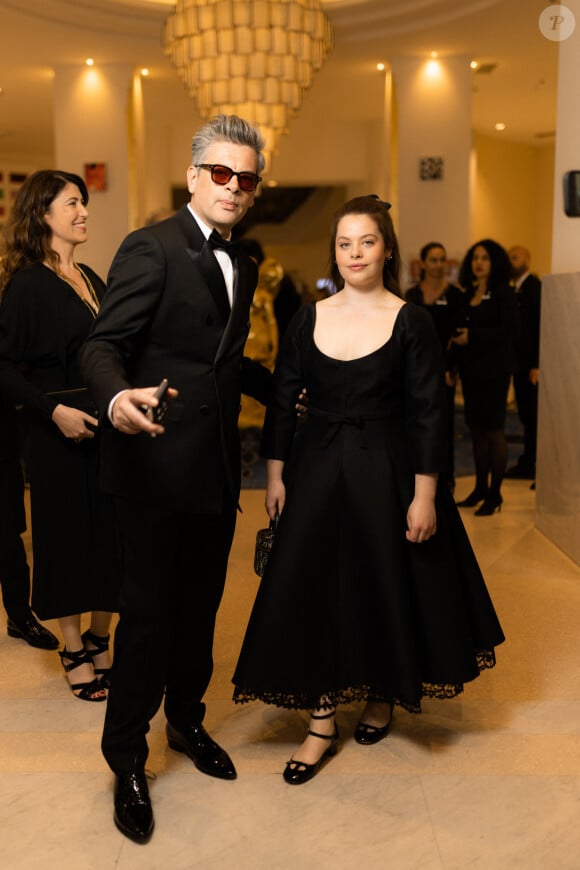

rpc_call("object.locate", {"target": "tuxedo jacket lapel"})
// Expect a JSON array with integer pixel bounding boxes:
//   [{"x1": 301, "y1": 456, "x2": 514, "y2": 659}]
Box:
[
  {"x1": 186, "y1": 243, "x2": 231, "y2": 324},
  {"x1": 175, "y1": 206, "x2": 231, "y2": 324},
  {"x1": 215, "y1": 253, "x2": 254, "y2": 363}
]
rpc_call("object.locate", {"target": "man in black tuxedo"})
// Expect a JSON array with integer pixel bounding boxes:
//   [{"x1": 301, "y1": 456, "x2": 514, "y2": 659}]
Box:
[
  {"x1": 81, "y1": 115, "x2": 271, "y2": 843},
  {"x1": 506, "y1": 245, "x2": 542, "y2": 481}
]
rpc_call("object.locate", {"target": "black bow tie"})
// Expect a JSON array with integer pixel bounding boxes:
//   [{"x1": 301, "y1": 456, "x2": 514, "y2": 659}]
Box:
[{"x1": 208, "y1": 228, "x2": 239, "y2": 258}]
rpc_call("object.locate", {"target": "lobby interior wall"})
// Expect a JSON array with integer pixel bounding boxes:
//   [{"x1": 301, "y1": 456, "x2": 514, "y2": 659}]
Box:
[
  {"x1": 472, "y1": 133, "x2": 555, "y2": 276},
  {"x1": 52, "y1": 64, "x2": 132, "y2": 280},
  {"x1": 535, "y1": 0, "x2": 580, "y2": 566},
  {"x1": 390, "y1": 56, "x2": 472, "y2": 286}
]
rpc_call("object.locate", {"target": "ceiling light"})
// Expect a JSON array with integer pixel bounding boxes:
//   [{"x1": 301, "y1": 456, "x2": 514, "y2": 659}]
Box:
[
  {"x1": 85, "y1": 58, "x2": 94, "y2": 67},
  {"x1": 495, "y1": 122, "x2": 506, "y2": 131},
  {"x1": 470, "y1": 60, "x2": 478, "y2": 69},
  {"x1": 430, "y1": 51, "x2": 438, "y2": 58},
  {"x1": 377, "y1": 63, "x2": 385, "y2": 72},
  {"x1": 140, "y1": 68, "x2": 150, "y2": 77},
  {"x1": 162, "y1": 0, "x2": 333, "y2": 168},
  {"x1": 425, "y1": 59, "x2": 441, "y2": 79}
]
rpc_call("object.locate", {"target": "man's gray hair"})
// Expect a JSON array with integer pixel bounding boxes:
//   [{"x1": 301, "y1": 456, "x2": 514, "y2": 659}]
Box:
[{"x1": 191, "y1": 114, "x2": 265, "y2": 174}]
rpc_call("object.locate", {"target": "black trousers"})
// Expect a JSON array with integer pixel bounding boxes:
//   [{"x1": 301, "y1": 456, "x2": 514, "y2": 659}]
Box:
[
  {"x1": 513, "y1": 370, "x2": 538, "y2": 471},
  {"x1": 101, "y1": 495, "x2": 237, "y2": 774},
  {"x1": 0, "y1": 459, "x2": 32, "y2": 623}
]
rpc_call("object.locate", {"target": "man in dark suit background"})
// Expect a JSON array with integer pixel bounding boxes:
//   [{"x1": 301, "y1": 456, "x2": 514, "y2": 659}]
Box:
[
  {"x1": 506, "y1": 245, "x2": 542, "y2": 481},
  {"x1": 81, "y1": 115, "x2": 271, "y2": 843}
]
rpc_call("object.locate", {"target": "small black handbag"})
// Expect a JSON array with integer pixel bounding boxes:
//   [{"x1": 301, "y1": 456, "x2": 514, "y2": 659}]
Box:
[{"x1": 254, "y1": 515, "x2": 279, "y2": 577}]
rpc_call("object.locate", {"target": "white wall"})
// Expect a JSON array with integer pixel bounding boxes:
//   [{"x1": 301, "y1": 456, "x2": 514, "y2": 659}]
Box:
[
  {"x1": 390, "y1": 56, "x2": 473, "y2": 276},
  {"x1": 53, "y1": 63, "x2": 133, "y2": 279},
  {"x1": 551, "y1": 0, "x2": 580, "y2": 273},
  {"x1": 472, "y1": 133, "x2": 554, "y2": 276}
]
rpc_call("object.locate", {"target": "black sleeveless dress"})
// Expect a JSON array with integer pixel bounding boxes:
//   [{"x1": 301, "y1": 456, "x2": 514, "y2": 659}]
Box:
[{"x1": 233, "y1": 302, "x2": 504, "y2": 713}]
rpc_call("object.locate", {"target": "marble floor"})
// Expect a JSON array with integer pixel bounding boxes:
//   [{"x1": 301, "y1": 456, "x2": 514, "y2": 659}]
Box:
[{"x1": 2, "y1": 479, "x2": 580, "y2": 869}]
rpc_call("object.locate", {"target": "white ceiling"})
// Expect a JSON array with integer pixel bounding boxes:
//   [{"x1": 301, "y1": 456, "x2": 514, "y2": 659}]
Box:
[{"x1": 0, "y1": 0, "x2": 559, "y2": 159}]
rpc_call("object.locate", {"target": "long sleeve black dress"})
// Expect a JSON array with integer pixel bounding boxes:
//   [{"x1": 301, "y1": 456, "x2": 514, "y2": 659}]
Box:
[
  {"x1": 456, "y1": 283, "x2": 516, "y2": 430},
  {"x1": 233, "y1": 302, "x2": 504, "y2": 713},
  {"x1": 0, "y1": 263, "x2": 120, "y2": 619}
]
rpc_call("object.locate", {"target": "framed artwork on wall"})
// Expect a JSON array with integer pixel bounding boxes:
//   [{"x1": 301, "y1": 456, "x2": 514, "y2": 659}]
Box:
[
  {"x1": 419, "y1": 157, "x2": 444, "y2": 181},
  {"x1": 84, "y1": 162, "x2": 107, "y2": 192}
]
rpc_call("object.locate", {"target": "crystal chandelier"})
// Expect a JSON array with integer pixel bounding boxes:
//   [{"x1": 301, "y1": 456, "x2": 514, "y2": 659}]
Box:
[{"x1": 162, "y1": 0, "x2": 334, "y2": 168}]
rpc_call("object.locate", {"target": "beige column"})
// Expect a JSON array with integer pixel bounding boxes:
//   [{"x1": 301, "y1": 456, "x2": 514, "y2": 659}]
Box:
[
  {"x1": 535, "y1": 0, "x2": 580, "y2": 564},
  {"x1": 52, "y1": 63, "x2": 133, "y2": 279},
  {"x1": 390, "y1": 55, "x2": 472, "y2": 281}
]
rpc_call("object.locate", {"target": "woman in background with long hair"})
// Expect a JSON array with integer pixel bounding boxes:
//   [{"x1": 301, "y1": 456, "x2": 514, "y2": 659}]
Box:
[
  {"x1": 0, "y1": 170, "x2": 120, "y2": 700},
  {"x1": 452, "y1": 239, "x2": 516, "y2": 516}
]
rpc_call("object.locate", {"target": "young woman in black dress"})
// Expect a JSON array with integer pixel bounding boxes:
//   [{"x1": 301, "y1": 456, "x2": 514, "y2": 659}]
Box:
[
  {"x1": 0, "y1": 171, "x2": 121, "y2": 700},
  {"x1": 452, "y1": 239, "x2": 516, "y2": 515},
  {"x1": 233, "y1": 197, "x2": 505, "y2": 784}
]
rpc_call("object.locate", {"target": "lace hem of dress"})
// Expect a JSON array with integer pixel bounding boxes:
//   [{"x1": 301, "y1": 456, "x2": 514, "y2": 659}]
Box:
[{"x1": 233, "y1": 649, "x2": 497, "y2": 714}]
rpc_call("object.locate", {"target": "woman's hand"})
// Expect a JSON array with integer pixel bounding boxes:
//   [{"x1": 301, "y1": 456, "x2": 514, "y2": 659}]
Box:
[
  {"x1": 51, "y1": 404, "x2": 98, "y2": 442},
  {"x1": 265, "y1": 459, "x2": 286, "y2": 519},
  {"x1": 295, "y1": 387, "x2": 308, "y2": 419},
  {"x1": 406, "y1": 497, "x2": 437, "y2": 543},
  {"x1": 406, "y1": 473, "x2": 438, "y2": 543}
]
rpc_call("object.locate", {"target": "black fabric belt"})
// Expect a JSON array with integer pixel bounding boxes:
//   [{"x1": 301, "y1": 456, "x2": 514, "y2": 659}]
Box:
[{"x1": 308, "y1": 405, "x2": 401, "y2": 448}]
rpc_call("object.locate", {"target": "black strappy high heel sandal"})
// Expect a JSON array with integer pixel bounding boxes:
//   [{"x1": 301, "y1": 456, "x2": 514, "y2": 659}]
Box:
[
  {"x1": 283, "y1": 710, "x2": 339, "y2": 785},
  {"x1": 82, "y1": 629, "x2": 111, "y2": 688},
  {"x1": 58, "y1": 647, "x2": 107, "y2": 702}
]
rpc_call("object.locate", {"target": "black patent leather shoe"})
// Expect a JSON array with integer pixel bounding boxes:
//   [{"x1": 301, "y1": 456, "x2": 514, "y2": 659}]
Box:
[
  {"x1": 355, "y1": 704, "x2": 394, "y2": 745},
  {"x1": 283, "y1": 718, "x2": 339, "y2": 786},
  {"x1": 166, "y1": 722, "x2": 237, "y2": 780},
  {"x1": 114, "y1": 771, "x2": 154, "y2": 843},
  {"x1": 7, "y1": 615, "x2": 59, "y2": 650}
]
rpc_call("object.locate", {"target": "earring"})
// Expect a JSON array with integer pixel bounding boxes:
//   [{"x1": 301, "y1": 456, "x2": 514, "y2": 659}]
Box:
[{"x1": 385, "y1": 255, "x2": 392, "y2": 261}]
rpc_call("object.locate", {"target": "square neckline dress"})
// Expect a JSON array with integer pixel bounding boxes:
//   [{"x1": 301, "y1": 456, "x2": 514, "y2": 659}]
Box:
[{"x1": 233, "y1": 301, "x2": 504, "y2": 713}]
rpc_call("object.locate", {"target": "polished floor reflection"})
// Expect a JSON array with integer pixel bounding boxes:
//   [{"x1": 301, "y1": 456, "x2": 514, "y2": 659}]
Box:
[{"x1": 1, "y1": 479, "x2": 579, "y2": 869}]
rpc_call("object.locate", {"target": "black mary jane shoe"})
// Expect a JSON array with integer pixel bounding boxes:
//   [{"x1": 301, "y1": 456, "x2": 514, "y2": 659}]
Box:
[
  {"x1": 7, "y1": 614, "x2": 59, "y2": 650},
  {"x1": 82, "y1": 628, "x2": 111, "y2": 688},
  {"x1": 166, "y1": 722, "x2": 237, "y2": 780},
  {"x1": 455, "y1": 489, "x2": 488, "y2": 508},
  {"x1": 114, "y1": 770, "x2": 154, "y2": 844},
  {"x1": 355, "y1": 703, "x2": 394, "y2": 745},
  {"x1": 283, "y1": 710, "x2": 339, "y2": 786}
]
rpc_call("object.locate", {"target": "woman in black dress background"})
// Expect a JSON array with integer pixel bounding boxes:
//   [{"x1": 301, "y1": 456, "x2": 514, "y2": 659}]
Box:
[
  {"x1": 452, "y1": 239, "x2": 516, "y2": 515},
  {"x1": 0, "y1": 170, "x2": 120, "y2": 701},
  {"x1": 406, "y1": 242, "x2": 465, "y2": 491},
  {"x1": 233, "y1": 196, "x2": 504, "y2": 784}
]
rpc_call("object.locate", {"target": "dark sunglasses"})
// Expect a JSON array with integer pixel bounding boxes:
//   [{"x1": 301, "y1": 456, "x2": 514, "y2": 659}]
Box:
[{"x1": 196, "y1": 163, "x2": 262, "y2": 192}]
